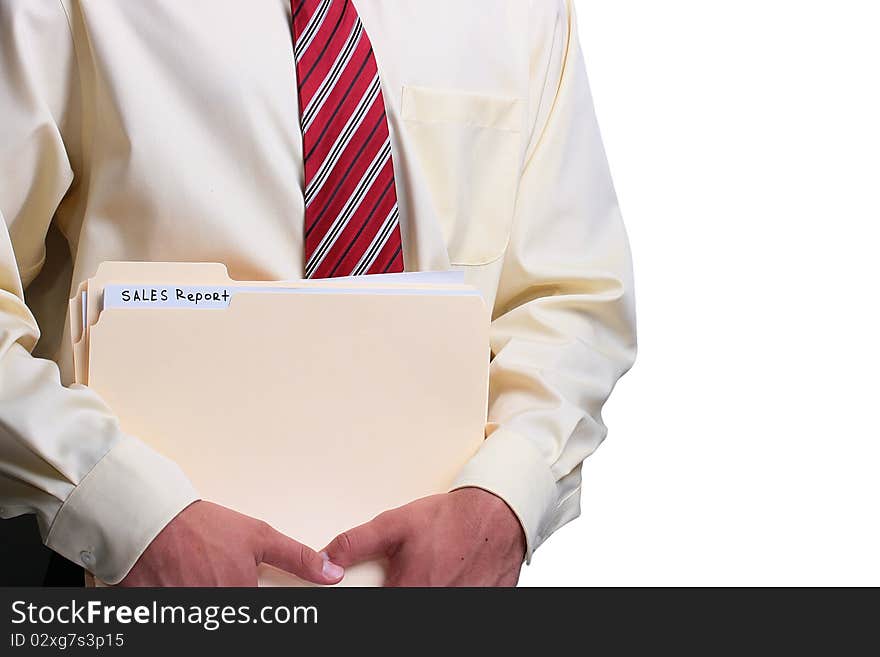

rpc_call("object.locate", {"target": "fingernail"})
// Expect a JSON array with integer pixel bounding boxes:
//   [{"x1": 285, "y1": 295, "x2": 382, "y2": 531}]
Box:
[{"x1": 322, "y1": 559, "x2": 344, "y2": 580}]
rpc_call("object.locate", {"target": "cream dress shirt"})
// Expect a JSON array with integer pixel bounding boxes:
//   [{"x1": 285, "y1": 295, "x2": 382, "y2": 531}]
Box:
[{"x1": 0, "y1": 0, "x2": 636, "y2": 584}]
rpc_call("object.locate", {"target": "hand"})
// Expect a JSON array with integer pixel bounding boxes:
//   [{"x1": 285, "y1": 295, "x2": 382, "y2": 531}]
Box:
[
  {"x1": 323, "y1": 488, "x2": 526, "y2": 587},
  {"x1": 118, "y1": 501, "x2": 345, "y2": 587}
]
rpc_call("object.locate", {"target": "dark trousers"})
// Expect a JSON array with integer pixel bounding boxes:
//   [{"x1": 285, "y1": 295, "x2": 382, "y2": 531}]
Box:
[{"x1": 0, "y1": 516, "x2": 84, "y2": 586}]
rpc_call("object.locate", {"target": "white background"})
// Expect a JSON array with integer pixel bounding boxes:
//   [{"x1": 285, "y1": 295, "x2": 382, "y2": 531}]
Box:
[{"x1": 521, "y1": 0, "x2": 880, "y2": 586}]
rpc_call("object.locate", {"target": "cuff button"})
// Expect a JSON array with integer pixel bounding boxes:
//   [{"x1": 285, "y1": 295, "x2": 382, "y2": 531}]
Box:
[{"x1": 79, "y1": 550, "x2": 95, "y2": 566}]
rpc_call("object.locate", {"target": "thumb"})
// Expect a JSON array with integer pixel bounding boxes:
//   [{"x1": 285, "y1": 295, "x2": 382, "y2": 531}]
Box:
[
  {"x1": 323, "y1": 511, "x2": 404, "y2": 568},
  {"x1": 259, "y1": 526, "x2": 344, "y2": 585}
]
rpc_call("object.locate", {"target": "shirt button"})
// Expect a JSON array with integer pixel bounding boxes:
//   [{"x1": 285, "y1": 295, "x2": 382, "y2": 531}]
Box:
[{"x1": 80, "y1": 550, "x2": 95, "y2": 566}]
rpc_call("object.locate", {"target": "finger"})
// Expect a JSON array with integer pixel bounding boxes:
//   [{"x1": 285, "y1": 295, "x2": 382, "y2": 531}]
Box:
[
  {"x1": 259, "y1": 525, "x2": 344, "y2": 585},
  {"x1": 323, "y1": 511, "x2": 405, "y2": 568}
]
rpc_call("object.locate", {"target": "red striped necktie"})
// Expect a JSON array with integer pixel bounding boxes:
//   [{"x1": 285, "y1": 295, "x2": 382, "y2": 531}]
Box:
[{"x1": 291, "y1": 0, "x2": 404, "y2": 278}]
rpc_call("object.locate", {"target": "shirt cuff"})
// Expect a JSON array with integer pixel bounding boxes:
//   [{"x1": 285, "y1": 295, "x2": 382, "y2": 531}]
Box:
[
  {"x1": 43, "y1": 437, "x2": 200, "y2": 584},
  {"x1": 449, "y1": 426, "x2": 558, "y2": 563}
]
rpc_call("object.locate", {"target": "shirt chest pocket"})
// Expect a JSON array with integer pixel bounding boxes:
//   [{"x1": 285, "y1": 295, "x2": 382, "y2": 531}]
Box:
[{"x1": 401, "y1": 86, "x2": 524, "y2": 266}]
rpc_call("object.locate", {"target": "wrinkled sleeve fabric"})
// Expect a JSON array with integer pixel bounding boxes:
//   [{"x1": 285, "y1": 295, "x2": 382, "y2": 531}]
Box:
[
  {"x1": 451, "y1": 0, "x2": 637, "y2": 560},
  {"x1": 0, "y1": 0, "x2": 198, "y2": 584}
]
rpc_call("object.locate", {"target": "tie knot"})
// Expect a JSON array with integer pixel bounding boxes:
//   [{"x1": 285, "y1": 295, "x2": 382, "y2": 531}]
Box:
[
  {"x1": 292, "y1": 0, "x2": 333, "y2": 37},
  {"x1": 292, "y1": 0, "x2": 326, "y2": 21}
]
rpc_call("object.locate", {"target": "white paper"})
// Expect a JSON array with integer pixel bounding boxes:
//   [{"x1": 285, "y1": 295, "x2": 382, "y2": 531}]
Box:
[
  {"x1": 81, "y1": 290, "x2": 88, "y2": 337},
  {"x1": 323, "y1": 271, "x2": 465, "y2": 286}
]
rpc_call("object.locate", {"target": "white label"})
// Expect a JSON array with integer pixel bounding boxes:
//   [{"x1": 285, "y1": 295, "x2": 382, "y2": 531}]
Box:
[{"x1": 102, "y1": 282, "x2": 479, "y2": 311}]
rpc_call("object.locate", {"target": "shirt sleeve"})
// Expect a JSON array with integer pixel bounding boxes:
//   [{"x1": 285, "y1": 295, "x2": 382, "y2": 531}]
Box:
[
  {"x1": 0, "y1": 0, "x2": 198, "y2": 584},
  {"x1": 450, "y1": 0, "x2": 637, "y2": 560}
]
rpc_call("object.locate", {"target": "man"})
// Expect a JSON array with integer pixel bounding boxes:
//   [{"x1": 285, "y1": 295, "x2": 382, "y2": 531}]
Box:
[{"x1": 0, "y1": 0, "x2": 635, "y2": 586}]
